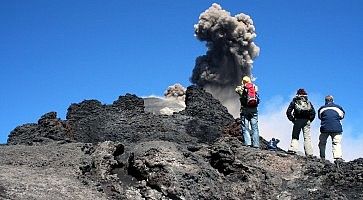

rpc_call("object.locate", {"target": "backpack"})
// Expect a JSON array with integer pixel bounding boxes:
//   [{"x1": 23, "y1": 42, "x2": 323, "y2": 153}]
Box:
[
  {"x1": 294, "y1": 98, "x2": 311, "y2": 115},
  {"x1": 243, "y1": 83, "x2": 259, "y2": 107}
]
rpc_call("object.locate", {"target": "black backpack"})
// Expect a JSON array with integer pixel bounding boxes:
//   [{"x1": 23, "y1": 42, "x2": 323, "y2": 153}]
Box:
[{"x1": 294, "y1": 98, "x2": 312, "y2": 115}]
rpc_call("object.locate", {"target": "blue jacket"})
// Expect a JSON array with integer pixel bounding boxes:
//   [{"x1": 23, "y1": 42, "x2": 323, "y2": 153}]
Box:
[
  {"x1": 267, "y1": 138, "x2": 280, "y2": 150},
  {"x1": 318, "y1": 102, "x2": 345, "y2": 133}
]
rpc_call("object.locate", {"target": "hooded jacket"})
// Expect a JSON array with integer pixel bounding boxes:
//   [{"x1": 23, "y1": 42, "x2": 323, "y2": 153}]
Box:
[
  {"x1": 286, "y1": 95, "x2": 316, "y2": 122},
  {"x1": 318, "y1": 102, "x2": 345, "y2": 133}
]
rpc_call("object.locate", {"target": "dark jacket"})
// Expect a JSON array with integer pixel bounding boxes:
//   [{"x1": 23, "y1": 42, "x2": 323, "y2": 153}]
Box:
[
  {"x1": 318, "y1": 102, "x2": 345, "y2": 133},
  {"x1": 286, "y1": 95, "x2": 316, "y2": 122}
]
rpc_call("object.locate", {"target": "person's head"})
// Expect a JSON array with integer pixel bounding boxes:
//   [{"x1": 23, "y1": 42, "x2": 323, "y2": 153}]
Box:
[
  {"x1": 296, "y1": 88, "x2": 307, "y2": 96},
  {"x1": 325, "y1": 95, "x2": 334, "y2": 104},
  {"x1": 242, "y1": 76, "x2": 251, "y2": 84}
]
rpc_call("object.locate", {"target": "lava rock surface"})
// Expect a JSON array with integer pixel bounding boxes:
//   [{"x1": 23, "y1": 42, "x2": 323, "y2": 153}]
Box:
[{"x1": 2, "y1": 85, "x2": 362, "y2": 200}]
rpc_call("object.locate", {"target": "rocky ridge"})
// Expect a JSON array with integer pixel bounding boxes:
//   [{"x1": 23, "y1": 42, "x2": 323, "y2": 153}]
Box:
[{"x1": 1, "y1": 85, "x2": 362, "y2": 200}]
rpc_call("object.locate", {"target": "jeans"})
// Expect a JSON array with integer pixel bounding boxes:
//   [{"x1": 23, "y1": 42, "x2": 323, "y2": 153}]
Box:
[
  {"x1": 240, "y1": 112, "x2": 260, "y2": 147},
  {"x1": 319, "y1": 132, "x2": 342, "y2": 159},
  {"x1": 288, "y1": 119, "x2": 313, "y2": 156}
]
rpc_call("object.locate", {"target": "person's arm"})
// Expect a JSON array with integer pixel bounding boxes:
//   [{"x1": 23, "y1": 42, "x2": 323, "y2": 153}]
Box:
[
  {"x1": 286, "y1": 101, "x2": 295, "y2": 122},
  {"x1": 318, "y1": 107, "x2": 322, "y2": 120},
  {"x1": 254, "y1": 84, "x2": 259, "y2": 93},
  {"x1": 235, "y1": 85, "x2": 243, "y2": 96},
  {"x1": 255, "y1": 85, "x2": 260, "y2": 104},
  {"x1": 338, "y1": 105, "x2": 345, "y2": 119},
  {"x1": 309, "y1": 103, "x2": 316, "y2": 122}
]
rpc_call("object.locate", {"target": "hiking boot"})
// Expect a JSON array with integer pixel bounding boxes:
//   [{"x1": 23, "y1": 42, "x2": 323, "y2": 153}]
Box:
[
  {"x1": 334, "y1": 158, "x2": 344, "y2": 168},
  {"x1": 287, "y1": 150, "x2": 296, "y2": 155}
]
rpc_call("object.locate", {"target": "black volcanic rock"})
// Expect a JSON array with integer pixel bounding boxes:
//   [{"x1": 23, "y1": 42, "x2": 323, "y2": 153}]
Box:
[
  {"x1": 8, "y1": 86, "x2": 234, "y2": 146},
  {"x1": 3, "y1": 85, "x2": 363, "y2": 199},
  {"x1": 77, "y1": 137, "x2": 363, "y2": 200},
  {"x1": 59, "y1": 85, "x2": 234, "y2": 145},
  {"x1": 112, "y1": 93, "x2": 145, "y2": 113},
  {"x1": 179, "y1": 85, "x2": 234, "y2": 143},
  {"x1": 182, "y1": 85, "x2": 234, "y2": 122},
  {"x1": 7, "y1": 112, "x2": 71, "y2": 145}
]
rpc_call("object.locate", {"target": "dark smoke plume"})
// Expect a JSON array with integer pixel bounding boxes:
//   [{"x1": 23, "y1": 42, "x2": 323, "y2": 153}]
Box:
[
  {"x1": 190, "y1": 3, "x2": 260, "y2": 117},
  {"x1": 191, "y1": 3, "x2": 260, "y2": 87}
]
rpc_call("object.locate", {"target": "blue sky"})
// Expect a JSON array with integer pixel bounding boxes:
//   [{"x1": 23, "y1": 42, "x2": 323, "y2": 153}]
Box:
[{"x1": 1, "y1": 1, "x2": 362, "y2": 159}]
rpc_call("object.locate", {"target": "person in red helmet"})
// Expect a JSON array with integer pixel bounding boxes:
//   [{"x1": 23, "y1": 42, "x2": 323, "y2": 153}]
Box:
[{"x1": 235, "y1": 76, "x2": 260, "y2": 148}]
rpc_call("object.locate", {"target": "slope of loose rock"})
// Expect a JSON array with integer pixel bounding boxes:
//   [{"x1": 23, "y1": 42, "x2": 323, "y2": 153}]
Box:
[{"x1": 0, "y1": 142, "x2": 107, "y2": 200}]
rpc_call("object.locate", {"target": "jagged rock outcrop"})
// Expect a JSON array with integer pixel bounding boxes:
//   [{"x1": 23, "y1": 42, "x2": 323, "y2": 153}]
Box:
[
  {"x1": 8, "y1": 86, "x2": 234, "y2": 146},
  {"x1": 2, "y1": 85, "x2": 363, "y2": 199},
  {"x1": 7, "y1": 111, "x2": 72, "y2": 145}
]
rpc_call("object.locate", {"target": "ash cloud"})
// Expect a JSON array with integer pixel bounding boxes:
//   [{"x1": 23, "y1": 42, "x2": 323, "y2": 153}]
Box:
[
  {"x1": 191, "y1": 3, "x2": 260, "y2": 87},
  {"x1": 164, "y1": 83, "x2": 186, "y2": 102},
  {"x1": 144, "y1": 83, "x2": 186, "y2": 116},
  {"x1": 191, "y1": 3, "x2": 260, "y2": 117},
  {"x1": 160, "y1": 83, "x2": 186, "y2": 115}
]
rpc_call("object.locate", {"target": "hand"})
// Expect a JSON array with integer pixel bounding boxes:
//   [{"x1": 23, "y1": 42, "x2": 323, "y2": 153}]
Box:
[{"x1": 235, "y1": 86, "x2": 242, "y2": 93}]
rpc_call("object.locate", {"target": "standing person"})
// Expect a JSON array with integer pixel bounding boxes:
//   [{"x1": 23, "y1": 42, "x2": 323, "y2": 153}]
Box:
[
  {"x1": 286, "y1": 88, "x2": 316, "y2": 156},
  {"x1": 235, "y1": 76, "x2": 260, "y2": 148},
  {"x1": 318, "y1": 95, "x2": 345, "y2": 162}
]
